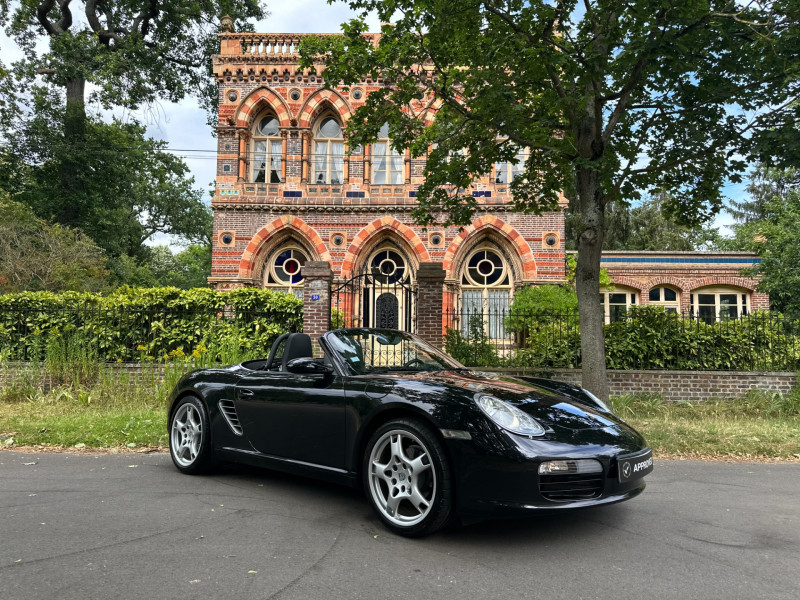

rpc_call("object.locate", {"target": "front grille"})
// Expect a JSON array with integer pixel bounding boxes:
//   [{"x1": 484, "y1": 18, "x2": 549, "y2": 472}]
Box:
[
  {"x1": 218, "y1": 399, "x2": 243, "y2": 435},
  {"x1": 539, "y1": 474, "x2": 604, "y2": 502}
]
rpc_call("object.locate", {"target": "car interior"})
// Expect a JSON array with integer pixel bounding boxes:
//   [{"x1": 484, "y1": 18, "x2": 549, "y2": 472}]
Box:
[{"x1": 241, "y1": 333, "x2": 332, "y2": 372}]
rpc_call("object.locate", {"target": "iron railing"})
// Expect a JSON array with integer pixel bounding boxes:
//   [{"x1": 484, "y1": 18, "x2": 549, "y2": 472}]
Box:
[{"x1": 443, "y1": 308, "x2": 800, "y2": 371}]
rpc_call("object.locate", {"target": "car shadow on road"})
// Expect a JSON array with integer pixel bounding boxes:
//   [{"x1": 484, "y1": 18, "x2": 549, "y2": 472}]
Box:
[{"x1": 203, "y1": 461, "x2": 633, "y2": 546}]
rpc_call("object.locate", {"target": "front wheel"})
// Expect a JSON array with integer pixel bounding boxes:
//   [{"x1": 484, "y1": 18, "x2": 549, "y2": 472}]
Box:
[
  {"x1": 363, "y1": 418, "x2": 453, "y2": 537},
  {"x1": 169, "y1": 395, "x2": 213, "y2": 474}
]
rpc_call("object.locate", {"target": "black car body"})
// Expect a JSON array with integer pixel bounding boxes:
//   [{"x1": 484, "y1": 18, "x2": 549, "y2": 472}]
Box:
[{"x1": 167, "y1": 328, "x2": 652, "y2": 536}]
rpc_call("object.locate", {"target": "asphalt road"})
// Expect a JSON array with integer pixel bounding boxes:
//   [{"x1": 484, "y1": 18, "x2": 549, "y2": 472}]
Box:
[{"x1": 0, "y1": 452, "x2": 798, "y2": 600}]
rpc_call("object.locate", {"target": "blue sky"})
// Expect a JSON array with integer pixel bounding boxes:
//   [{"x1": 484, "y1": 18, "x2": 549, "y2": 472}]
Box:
[{"x1": 1, "y1": 2, "x2": 747, "y2": 243}]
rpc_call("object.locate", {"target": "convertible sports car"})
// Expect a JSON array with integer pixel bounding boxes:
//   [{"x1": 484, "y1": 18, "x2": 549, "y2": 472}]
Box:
[{"x1": 167, "y1": 328, "x2": 653, "y2": 536}]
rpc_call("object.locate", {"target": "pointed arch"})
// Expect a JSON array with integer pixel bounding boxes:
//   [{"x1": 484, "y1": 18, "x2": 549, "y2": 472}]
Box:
[
  {"x1": 297, "y1": 88, "x2": 352, "y2": 129},
  {"x1": 235, "y1": 87, "x2": 292, "y2": 129},
  {"x1": 443, "y1": 216, "x2": 536, "y2": 280},
  {"x1": 238, "y1": 216, "x2": 330, "y2": 279},
  {"x1": 340, "y1": 217, "x2": 430, "y2": 279}
]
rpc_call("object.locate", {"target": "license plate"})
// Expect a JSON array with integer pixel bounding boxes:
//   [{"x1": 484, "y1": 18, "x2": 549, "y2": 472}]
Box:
[{"x1": 617, "y1": 448, "x2": 653, "y2": 483}]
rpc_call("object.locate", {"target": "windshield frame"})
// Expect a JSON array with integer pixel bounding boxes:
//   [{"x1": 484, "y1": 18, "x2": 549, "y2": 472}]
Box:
[{"x1": 320, "y1": 328, "x2": 466, "y2": 376}]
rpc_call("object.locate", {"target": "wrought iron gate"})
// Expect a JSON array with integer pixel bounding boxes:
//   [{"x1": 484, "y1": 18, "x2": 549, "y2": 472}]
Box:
[{"x1": 332, "y1": 265, "x2": 417, "y2": 333}]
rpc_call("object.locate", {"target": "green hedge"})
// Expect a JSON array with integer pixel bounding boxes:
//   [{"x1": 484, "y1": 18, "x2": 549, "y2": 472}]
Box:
[
  {"x1": 447, "y1": 306, "x2": 800, "y2": 371},
  {"x1": 0, "y1": 287, "x2": 303, "y2": 362}
]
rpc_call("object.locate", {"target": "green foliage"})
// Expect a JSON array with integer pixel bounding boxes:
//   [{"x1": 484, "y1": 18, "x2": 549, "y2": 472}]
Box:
[
  {"x1": 444, "y1": 315, "x2": 501, "y2": 367},
  {"x1": 566, "y1": 191, "x2": 723, "y2": 251},
  {"x1": 1, "y1": 90, "x2": 212, "y2": 258},
  {"x1": 0, "y1": 287, "x2": 303, "y2": 363},
  {"x1": 723, "y1": 166, "x2": 800, "y2": 315},
  {"x1": 0, "y1": 195, "x2": 109, "y2": 292}
]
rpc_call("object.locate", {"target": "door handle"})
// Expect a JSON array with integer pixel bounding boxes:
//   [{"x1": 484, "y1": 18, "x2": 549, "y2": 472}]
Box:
[{"x1": 239, "y1": 388, "x2": 255, "y2": 397}]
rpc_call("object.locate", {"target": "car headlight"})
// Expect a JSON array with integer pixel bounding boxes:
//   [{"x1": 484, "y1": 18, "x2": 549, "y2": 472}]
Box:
[
  {"x1": 581, "y1": 388, "x2": 613, "y2": 414},
  {"x1": 474, "y1": 394, "x2": 545, "y2": 437}
]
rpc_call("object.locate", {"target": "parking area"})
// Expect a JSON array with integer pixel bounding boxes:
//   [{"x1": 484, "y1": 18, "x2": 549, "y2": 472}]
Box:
[{"x1": 1, "y1": 452, "x2": 798, "y2": 600}]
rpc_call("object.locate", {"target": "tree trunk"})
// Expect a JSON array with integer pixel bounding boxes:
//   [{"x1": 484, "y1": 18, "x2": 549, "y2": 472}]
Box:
[
  {"x1": 58, "y1": 76, "x2": 86, "y2": 227},
  {"x1": 575, "y1": 165, "x2": 609, "y2": 401}
]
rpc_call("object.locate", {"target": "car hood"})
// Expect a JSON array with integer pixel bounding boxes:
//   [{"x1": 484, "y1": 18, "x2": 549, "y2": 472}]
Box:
[{"x1": 373, "y1": 369, "x2": 625, "y2": 432}]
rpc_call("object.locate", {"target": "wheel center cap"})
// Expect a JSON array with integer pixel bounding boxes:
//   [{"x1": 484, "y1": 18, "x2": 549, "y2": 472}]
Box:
[{"x1": 398, "y1": 472, "x2": 406, "y2": 481}]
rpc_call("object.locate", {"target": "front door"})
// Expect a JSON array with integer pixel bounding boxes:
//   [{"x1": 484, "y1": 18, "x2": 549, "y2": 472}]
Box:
[{"x1": 235, "y1": 371, "x2": 346, "y2": 469}]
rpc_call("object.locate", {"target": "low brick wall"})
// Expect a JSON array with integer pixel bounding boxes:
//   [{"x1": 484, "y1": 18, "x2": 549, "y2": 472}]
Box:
[
  {"x1": 484, "y1": 368, "x2": 798, "y2": 401},
  {"x1": 1, "y1": 362, "x2": 796, "y2": 401}
]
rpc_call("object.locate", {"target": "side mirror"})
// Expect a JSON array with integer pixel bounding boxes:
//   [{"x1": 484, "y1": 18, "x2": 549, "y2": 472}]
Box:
[{"x1": 286, "y1": 357, "x2": 333, "y2": 375}]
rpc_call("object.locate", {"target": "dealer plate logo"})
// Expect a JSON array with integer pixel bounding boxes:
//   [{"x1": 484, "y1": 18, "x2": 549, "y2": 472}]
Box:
[{"x1": 618, "y1": 448, "x2": 653, "y2": 483}]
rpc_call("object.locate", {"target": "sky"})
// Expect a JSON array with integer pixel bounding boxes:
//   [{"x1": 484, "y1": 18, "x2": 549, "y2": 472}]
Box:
[{"x1": 1, "y1": 1, "x2": 746, "y2": 246}]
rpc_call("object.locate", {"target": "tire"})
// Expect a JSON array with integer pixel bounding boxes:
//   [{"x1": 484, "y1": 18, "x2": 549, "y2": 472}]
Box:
[
  {"x1": 169, "y1": 395, "x2": 214, "y2": 475},
  {"x1": 363, "y1": 418, "x2": 453, "y2": 537}
]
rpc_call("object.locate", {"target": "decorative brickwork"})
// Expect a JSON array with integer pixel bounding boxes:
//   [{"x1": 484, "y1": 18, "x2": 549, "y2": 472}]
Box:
[
  {"x1": 416, "y1": 263, "x2": 446, "y2": 348},
  {"x1": 301, "y1": 261, "x2": 332, "y2": 355}
]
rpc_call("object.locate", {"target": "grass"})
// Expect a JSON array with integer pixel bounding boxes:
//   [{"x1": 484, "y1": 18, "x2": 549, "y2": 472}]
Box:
[
  {"x1": 2, "y1": 340, "x2": 799, "y2": 459},
  {"x1": 610, "y1": 390, "x2": 800, "y2": 460}
]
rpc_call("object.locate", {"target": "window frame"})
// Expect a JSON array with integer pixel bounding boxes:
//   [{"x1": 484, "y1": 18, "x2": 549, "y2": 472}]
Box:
[
  {"x1": 494, "y1": 146, "x2": 528, "y2": 185},
  {"x1": 647, "y1": 286, "x2": 680, "y2": 314},
  {"x1": 250, "y1": 113, "x2": 283, "y2": 183},
  {"x1": 690, "y1": 287, "x2": 749, "y2": 323},
  {"x1": 263, "y1": 243, "x2": 310, "y2": 298},
  {"x1": 460, "y1": 244, "x2": 513, "y2": 339},
  {"x1": 312, "y1": 114, "x2": 345, "y2": 185},
  {"x1": 600, "y1": 287, "x2": 639, "y2": 324}
]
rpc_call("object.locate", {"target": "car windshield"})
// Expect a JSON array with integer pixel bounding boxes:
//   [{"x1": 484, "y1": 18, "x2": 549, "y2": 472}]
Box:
[{"x1": 325, "y1": 329, "x2": 465, "y2": 375}]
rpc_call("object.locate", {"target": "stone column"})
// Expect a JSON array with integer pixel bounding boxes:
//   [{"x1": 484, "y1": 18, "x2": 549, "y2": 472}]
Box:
[
  {"x1": 302, "y1": 261, "x2": 333, "y2": 356},
  {"x1": 416, "y1": 262, "x2": 446, "y2": 349}
]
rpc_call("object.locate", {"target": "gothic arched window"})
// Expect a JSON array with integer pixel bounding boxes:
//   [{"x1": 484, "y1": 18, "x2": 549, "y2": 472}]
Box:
[
  {"x1": 372, "y1": 123, "x2": 403, "y2": 184},
  {"x1": 460, "y1": 245, "x2": 513, "y2": 338},
  {"x1": 313, "y1": 115, "x2": 344, "y2": 185},
  {"x1": 251, "y1": 113, "x2": 282, "y2": 183}
]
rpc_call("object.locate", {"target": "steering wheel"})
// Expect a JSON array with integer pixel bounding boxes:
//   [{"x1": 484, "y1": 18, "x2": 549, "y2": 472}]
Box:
[{"x1": 402, "y1": 358, "x2": 427, "y2": 368}]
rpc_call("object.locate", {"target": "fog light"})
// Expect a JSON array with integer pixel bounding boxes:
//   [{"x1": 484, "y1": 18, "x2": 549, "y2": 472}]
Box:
[{"x1": 538, "y1": 459, "x2": 603, "y2": 475}]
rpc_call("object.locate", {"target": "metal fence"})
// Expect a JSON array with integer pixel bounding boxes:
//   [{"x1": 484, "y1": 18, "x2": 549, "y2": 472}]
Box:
[{"x1": 443, "y1": 307, "x2": 800, "y2": 371}]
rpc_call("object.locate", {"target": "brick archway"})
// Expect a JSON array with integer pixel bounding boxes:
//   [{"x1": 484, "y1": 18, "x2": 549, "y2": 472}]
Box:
[
  {"x1": 235, "y1": 87, "x2": 293, "y2": 128},
  {"x1": 607, "y1": 275, "x2": 643, "y2": 292},
  {"x1": 442, "y1": 216, "x2": 536, "y2": 280},
  {"x1": 238, "y1": 216, "x2": 331, "y2": 279},
  {"x1": 689, "y1": 276, "x2": 756, "y2": 292},
  {"x1": 341, "y1": 217, "x2": 431, "y2": 279},
  {"x1": 641, "y1": 276, "x2": 686, "y2": 293},
  {"x1": 297, "y1": 89, "x2": 352, "y2": 129}
]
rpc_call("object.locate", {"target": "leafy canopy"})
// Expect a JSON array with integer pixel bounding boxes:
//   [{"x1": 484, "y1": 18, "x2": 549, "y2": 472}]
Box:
[{"x1": 302, "y1": 1, "x2": 799, "y2": 227}]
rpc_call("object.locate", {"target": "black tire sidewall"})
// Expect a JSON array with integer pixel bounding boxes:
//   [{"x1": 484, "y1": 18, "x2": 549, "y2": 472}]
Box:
[
  {"x1": 169, "y1": 395, "x2": 214, "y2": 475},
  {"x1": 362, "y1": 418, "x2": 453, "y2": 537}
]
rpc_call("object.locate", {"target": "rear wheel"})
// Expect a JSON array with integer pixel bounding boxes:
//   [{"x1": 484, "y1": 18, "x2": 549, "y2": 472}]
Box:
[
  {"x1": 363, "y1": 418, "x2": 453, "y2": 537},
  {"x1": 169, "y1": 396, "x2": 213, "y2": 474}
]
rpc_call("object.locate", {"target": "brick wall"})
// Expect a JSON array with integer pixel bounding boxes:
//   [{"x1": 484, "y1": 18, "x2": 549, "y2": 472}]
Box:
[{"x1": 483, "y1": 368, "x2": 798, "y2": 401}]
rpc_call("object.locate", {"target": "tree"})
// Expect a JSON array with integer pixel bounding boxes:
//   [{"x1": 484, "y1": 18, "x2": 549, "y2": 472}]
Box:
[
  {"x1": 302, "y1": 1, "x2": 799, "y2": 400},
  {"x1": 566, "y1": 190, "x2": 721, "y2": 251},
  {"x1": 142, "y1": 244, "x2": 213, "y2": 289},
  {"x1": 0, "y1": 88, "x2": 212, "y2": 257},
  {"x1": 725, "y1": 166, "x2": 800, "y2": 315},
  {"x1": 2, "y1": 1, "x2": 266, "y2": 223},
  {"x1": 0, "y1": 195, "x2": 109, "y2": 292}
]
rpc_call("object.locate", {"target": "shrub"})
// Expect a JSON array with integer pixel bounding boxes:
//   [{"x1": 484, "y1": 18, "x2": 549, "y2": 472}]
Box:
[{"x1": 0, "y1": 287, "x2": 303, "y2": 362}]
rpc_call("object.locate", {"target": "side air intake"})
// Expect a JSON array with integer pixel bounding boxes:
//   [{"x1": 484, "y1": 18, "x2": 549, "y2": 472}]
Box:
[{"x1": 218, "y1": 399, "x2": 243, "y2": 435}]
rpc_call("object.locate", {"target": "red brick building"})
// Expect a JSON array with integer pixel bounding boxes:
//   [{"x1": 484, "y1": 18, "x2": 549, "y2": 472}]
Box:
[
  {"x1": 209, "y1": 25, "x2": 765, "y2": 332},
  {"x1": 209, "y1": 28, "x2": 566, "y2": 331}
]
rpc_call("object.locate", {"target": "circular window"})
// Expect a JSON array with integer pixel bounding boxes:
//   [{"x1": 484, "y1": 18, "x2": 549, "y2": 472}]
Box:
[
  {"x1": 319, "y1": 117, "x2": 342, "y2": 138},
  {"x1": 333, "y1": 234, "x2": 344, "y2": 247},
  {"x1": 545, "y1": 234, "x2": 557, "y2": 247},
  {"x1": 290, "y1": 89, "x2": 301, "y2": 101},
  {"x1": 310, "y1": 76, "x2": 316, "y2": 82},
  {"x1": 352, "y1": 89, "x2": 363, "y2": 100},
  {"x1": 466, "y1": 249, "x2": 505, "y2": 286},
  {"x1": 272, "y1": 248, "x2": 308, "y2": 285},
  {"x1": 273, "y1": 76, "x2": 278, "y2": 81},
  {"x1": 261, "y1": 76, "x2": 266, "y2": 81},
  {"x1": 221, "y1": 233, "x2": 233, "y2": 245},
  {"x1": 227, "y1": 90, "x2": 238, "y2": 102},
  {"x1": 224, "y1": 143, "x2": 231, "y2": 151},
  {"x1": 258, "y1": 116, "x2": 279, "y2": 136},
  {"x1": 250, "y1": 75, "x2": 254, "y2": 81},
  {"x1": 370, "y1": 249, "x2": 407, "y2": 284},
  {"x1": 430, "y1": 234, "x2": 442, "y2": 246}
]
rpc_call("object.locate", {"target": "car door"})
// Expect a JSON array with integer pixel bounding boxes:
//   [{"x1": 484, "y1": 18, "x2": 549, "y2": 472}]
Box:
[{"x1": 235, "y1": 369, "x2": 346, "y2": 469}]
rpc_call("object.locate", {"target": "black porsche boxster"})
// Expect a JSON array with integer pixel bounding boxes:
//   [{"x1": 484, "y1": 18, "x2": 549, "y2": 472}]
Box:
[{"x1": 167, "y1": 328, "x2": 653, "y2": 536}]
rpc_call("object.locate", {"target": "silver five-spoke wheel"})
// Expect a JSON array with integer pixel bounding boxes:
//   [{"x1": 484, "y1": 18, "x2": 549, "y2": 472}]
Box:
[
  {"x1": 171, "y1": 403, "x2": 203, "y2": 467},
  {"x1": 368, "y1": 428, "x2": 437, "y2": 527},
  {"x1": 169, "y1": 396, "x2": 213, "y2": 474}
]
